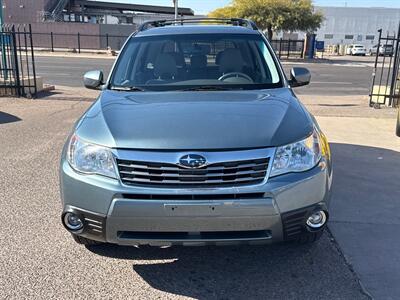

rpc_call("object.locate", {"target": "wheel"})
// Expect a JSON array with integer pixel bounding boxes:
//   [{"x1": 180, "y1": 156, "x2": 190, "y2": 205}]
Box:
[
  {"x1": 72, "y1": 234, "x2": 103, "y2": 246},
  {"x1": 295, "y1": 229, "x2": 324, "y2": 244}
]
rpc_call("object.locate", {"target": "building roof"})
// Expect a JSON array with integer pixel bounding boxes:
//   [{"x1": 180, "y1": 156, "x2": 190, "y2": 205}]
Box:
[{"x1": 75, "y1": 0, "x2": 194, "y2": 16}]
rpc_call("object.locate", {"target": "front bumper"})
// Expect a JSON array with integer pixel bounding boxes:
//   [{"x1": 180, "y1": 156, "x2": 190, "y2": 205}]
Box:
[{"x1": 60, "y1": 159, "x2": 332, "y2": 246}]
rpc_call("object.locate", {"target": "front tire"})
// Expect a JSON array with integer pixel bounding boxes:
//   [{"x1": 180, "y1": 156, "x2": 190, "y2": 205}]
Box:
[
  {"x1": 296, "y1": 229, "x2": 324, "y2": 244},
  {"x1": 72, "y1": 234, "x2": 103, "y2": 246}
]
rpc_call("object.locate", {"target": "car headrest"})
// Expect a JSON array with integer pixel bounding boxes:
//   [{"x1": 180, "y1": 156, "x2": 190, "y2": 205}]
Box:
[
  {"x1": 190, "y1": 55, "x2": 207, "y2": 69},
  {"x1": 219, "y1": 49, "x2": 244, "y2": 74},
  {"x1": 154, "y1": 53, "x2": 178, "y2": 79}
]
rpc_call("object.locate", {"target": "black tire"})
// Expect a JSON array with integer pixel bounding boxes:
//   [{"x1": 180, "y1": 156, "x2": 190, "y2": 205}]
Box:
[
  {"x1": 296, "y1": 229, "x2": 324, "y2": 244},
  {"x1": 72, "y1": 234, "x2": 103, "y2": 246}
]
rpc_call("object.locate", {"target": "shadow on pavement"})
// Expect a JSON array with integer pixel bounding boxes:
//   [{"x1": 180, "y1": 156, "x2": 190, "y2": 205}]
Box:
[
  {"x1": 88, "y1": 236, "x2": 364, "y2": 299},
  {"x1": 0, "y1": 111, "x2": 21, "y2": 124},
  {"x1": 318, "y1": 103, "x2": 358, "y2": 107}
]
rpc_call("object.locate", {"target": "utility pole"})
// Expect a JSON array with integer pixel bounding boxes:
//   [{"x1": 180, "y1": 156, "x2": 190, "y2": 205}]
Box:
[
  {"x1": 0, "y1": 0, "x2": 8, "y2": 80},
  {"x1": 173, "y1": 0, "x2": 178, "y2": 19}
]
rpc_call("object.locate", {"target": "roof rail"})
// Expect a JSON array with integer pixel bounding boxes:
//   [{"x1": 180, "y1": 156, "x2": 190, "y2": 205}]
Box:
[{"x1": 138, "y1": 18, "x2": 259, "y2": 32}]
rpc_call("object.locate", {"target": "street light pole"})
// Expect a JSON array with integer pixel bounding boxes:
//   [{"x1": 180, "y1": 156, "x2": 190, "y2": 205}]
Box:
[{"x1": 173, "y1": 0, "x2": 178, "y2": 19}]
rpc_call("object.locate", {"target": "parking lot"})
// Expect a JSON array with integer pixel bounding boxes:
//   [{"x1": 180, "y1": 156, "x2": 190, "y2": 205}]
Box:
[{"x1": 1, "y1": 54, "x2": 399, "y2": 299}]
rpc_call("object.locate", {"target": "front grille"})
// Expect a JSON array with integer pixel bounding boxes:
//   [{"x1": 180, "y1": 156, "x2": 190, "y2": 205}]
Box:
[{"x1": 117, "y1": 157, "x2": 269, "y2": 188}]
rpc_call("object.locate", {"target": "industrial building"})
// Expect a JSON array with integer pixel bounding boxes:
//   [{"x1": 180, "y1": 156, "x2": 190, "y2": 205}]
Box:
[
  {"x1": 315, "y1": 6, "x2": 400, "y2": 47},
  {"x1": 1, "y1": 0, "x2": 194, "y2": 50},
  {"x1": 2, "y1": 0, "x2": 194, "y2": 24}
]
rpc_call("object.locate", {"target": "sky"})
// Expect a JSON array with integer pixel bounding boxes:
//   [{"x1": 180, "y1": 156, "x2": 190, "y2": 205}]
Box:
[{"x1": 100, "y1": 0, "x2": 400, "y2": 14}]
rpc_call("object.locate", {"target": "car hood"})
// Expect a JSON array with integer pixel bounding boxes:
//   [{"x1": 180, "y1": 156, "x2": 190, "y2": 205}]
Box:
[{"x1": 76, "y1": 88, "x2": 313, "y2": 150}]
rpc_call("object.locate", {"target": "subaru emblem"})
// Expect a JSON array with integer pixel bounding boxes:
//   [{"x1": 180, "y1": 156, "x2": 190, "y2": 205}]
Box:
[{"x1": 179, "y1": 154, "x2": 207, "y2": 168}]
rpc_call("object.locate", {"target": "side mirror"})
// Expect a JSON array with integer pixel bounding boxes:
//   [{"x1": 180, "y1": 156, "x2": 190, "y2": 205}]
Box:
[
  {"x1": 289, "y1": 67, "x2": 311, "y2": 87},
  {"x1": 84, "y1": 70, "x2": 104, "y2": 90}
]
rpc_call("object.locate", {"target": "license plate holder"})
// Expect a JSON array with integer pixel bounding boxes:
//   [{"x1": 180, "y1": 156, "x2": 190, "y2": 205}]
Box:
[{"x1": 164, "y1": 203, "x2": 221, "y2": 216}]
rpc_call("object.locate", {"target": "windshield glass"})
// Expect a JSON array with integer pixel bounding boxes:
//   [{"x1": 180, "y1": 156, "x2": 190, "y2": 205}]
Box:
[{"x1": 110, "y1": 33, "x2": 282, "y2": 91}]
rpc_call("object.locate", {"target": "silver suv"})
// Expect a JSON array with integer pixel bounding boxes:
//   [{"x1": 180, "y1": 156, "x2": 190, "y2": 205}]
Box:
[{"x1": 60, "y1": 18, "x2": 332, "y2": 247}]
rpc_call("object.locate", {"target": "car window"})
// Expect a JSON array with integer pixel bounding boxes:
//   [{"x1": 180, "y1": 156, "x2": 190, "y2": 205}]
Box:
[{"x1": 110, "y1": 33, "x2": 282, "y2": 91}]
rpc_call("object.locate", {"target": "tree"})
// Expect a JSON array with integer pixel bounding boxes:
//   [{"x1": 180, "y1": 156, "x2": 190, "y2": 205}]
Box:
[
  {"x1": 208, "y1": 6, "x2": 238, "y2": 19},
  {"x1": 208, "y1": 0, "x2": 324, "y2": 40}
]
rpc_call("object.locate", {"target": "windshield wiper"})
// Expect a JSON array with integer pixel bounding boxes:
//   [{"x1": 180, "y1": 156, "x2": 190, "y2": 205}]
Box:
[
  {"x1": 182, "y1": 86, "x2": 234, "y2": 91},
  {"x1": 110, "y1": 86, "x2": 145, "y2": 92}
]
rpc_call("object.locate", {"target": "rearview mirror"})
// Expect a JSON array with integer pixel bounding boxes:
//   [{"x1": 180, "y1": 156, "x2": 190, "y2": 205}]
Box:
[
  {"x1": 289, "y1": 67, "x2": 311, "y2": 87},
  {"x1": 83, "y1": 70, "x2": 104, "y2": 90}
]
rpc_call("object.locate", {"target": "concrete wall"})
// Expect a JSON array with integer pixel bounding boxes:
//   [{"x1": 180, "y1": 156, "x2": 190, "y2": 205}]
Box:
[
  {"x1": 18, "y1": 23, "x2": 134, "y2": 50},
  {"x1": 99, "y1": 24, "x2": 136, "y2": 49},
  {"x1": 5, "y1": 22, "x2": 134, "y2": 50},
  {"x1": 30, "y1": 22, "x2": 101, "y2": 50}
]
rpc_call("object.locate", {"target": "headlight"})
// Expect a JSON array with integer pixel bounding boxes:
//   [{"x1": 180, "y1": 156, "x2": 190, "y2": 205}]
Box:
[
  {"x1": 270, "y1": 130, "x2": 321, "y2": 177},
  {"x1": 67, "y1": 134, "x2": 117, "y2": 178}
]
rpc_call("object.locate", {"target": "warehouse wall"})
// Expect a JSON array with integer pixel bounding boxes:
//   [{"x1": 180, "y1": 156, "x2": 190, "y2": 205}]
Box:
[
  {"x1": 315, "y1": 6, "x2": 400, "y2": 47},
  {"x1": 3, "y1": 0, "x2": 46, "y2": 24}
]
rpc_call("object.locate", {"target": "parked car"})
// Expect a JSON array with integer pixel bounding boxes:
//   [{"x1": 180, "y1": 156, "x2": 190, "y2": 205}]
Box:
[
  {"x1": 370, "y1": 44, "x2": 394, "y2": 56},
  {"x1": 60, "y1": 18, "x2": 333, "y2": 247},
  {"x1": 346, "y1": 44, "x2": 367, "y2": 56}
]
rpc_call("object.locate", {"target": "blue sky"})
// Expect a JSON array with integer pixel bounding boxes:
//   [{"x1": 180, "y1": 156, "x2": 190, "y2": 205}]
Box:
[{"x1": 100, "y1": 0, "x2": 400, "y2": 14}]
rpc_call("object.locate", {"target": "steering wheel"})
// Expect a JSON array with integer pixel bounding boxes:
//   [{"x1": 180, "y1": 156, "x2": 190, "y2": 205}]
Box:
[{"x1": 218, "y1": 72, "x2": 253, "y2": 83}]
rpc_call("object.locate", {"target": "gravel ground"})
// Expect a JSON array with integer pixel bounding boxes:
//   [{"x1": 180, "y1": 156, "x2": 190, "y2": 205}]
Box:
[{"x1": 0, "y1": 97, "x2": 369, "y2": 300}]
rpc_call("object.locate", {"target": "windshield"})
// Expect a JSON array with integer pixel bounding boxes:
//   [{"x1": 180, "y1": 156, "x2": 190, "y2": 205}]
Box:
[{"x1": 110, "y1": 33, "x2": 282, "y2": 91}]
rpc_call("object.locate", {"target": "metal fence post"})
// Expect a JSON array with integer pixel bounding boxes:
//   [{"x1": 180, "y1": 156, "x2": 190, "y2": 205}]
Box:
[
  {"x1": 106, "y1": 33, "x2": 109, "y2": 49},
  {"x1": 389, "y1": 22, "x2": 400, "y2": 107},
  {"x1": 279, "y1": 38, "x2": 282, "y2": 59},
  {"x1": 77, "y1": 32, "x2": 81, "y2": 53},
  {"x1": 50, "y1": 31, "x2": 54, "y2": 52},
  {"x1": 369, "y1": 29, "x2": 383, "y2": 107},
  {"x1": 11, "y1": 26, "x2": 21, "y2": 97},
  {"x1": 29, "y1": 24, "x2": 37, "y2": 97},
  {"x1": 287, "y1": 39, "x2": 291, "y2": 59}
]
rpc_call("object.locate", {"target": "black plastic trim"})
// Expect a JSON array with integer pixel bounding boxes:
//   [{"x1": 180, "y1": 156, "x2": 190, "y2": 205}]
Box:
[
  {"x1": 61, "y1": 207, "x2": 107, "y2": 242},
  {"x1": 281, "y1": 204, "x2": 329, "y2": 241}
]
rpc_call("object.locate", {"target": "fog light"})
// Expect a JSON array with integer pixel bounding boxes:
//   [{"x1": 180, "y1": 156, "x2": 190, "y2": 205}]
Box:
[
  {"x1": 64, "y1": 212, "x2": 83, "y2": 231},
  {"x1": 306, "y1": 210, "x2": 327, "y2": 229}
]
